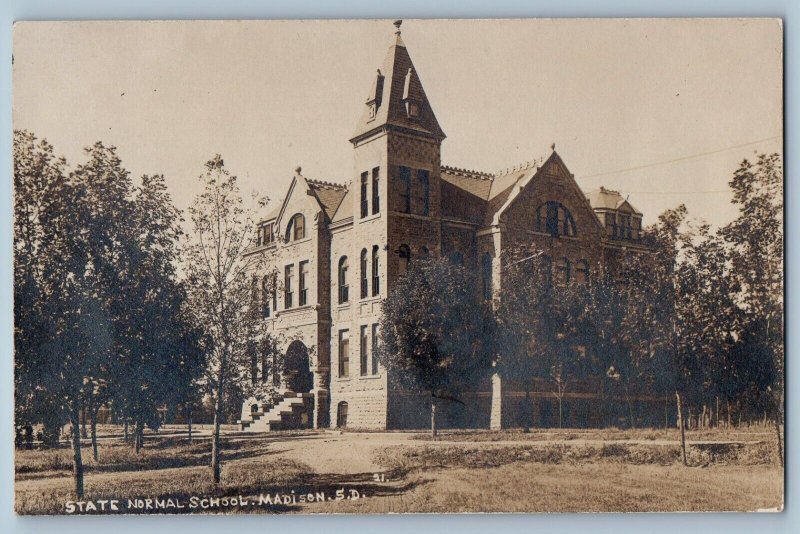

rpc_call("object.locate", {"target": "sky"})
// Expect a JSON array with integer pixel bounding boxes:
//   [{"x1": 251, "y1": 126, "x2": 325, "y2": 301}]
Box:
[{"x1": 12, "y1": 18, "x2": 783, "y2": 229}]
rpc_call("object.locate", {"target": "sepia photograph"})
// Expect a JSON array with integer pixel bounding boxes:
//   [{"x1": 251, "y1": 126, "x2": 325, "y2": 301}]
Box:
[{"x1": 12, "y1": 18, "x2": 783, "y2": 514}]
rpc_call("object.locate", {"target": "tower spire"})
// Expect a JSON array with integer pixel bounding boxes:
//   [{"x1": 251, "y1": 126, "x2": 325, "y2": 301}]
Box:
[
  {"x1": 393, "y1": 19, "x2": 404, "y2": 46},
  {"x1": 350, "y1": 19, "x2": 445, "y2": 144}
]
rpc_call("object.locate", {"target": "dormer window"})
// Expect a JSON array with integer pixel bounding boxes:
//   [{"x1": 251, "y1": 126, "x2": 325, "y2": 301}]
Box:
[
  {"x1": 366, "y1": 69, "x2": 384, "y2": 120},
  {"x1": 257, "y1": 222, "x2": 274, "y2": 246},
  {"x1": 403, "y1": 68, "x2": 421, "y2": 119}
]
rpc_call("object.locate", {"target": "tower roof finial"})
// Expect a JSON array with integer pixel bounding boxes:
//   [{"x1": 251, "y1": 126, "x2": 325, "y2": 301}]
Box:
[{"x1": 394, "y1": 20, "x2": 402, "y2": 35}]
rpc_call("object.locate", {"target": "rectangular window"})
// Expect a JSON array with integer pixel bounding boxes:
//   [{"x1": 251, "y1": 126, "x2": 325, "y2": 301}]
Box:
[
  {"x1": 399, "y1": 166, "x2": 411, "y2": 213},
  {"x1": 620, "y1": 214, "x2": 632, "y2": 240},
  {"x1": 360, "y1": 325, "x2": 368, "y2": 376},
  {"x1": 605, "y1": 212, "x2": 617, "y2": 238},
  {"x1": 360, "y1": 171, "x2": 369, "y2": 218},
  {"x1": 258, "y1": 223, "x2": 273, "y2": 246},
  {"x1": 371, "y1": 323, "x2": 379, "y2": 375},
  {"x1": 299, "y1": 260, "x2": 309, "y2": 306},
  {"x1": 372, "y1": 167, "x2": 380, "y2": 215},
  {"x1": 338, "y1": 330, "x2": 350, "y2": 378},
  {"x1": 284, "y1": 264, "x2": 294, "y2": 308},
  {"x1": 417, "y1": 169, "x2": 430, "y2": 216}
]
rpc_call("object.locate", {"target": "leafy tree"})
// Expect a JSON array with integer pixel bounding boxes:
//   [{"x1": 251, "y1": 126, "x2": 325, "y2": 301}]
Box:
[
  {"x1": 720, "y1": 154, "x2": 783, "y2": 461},
  {"x1": 184, "y1": 155, "x2": 274, "y2": 483},
  {"x1": 378, "y1": 257, "x2": 493, "y2": 437}
]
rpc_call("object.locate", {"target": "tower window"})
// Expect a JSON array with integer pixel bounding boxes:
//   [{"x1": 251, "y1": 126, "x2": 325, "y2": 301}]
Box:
[
  {"x1": 360, "y1": 249, "x2": 368, "y2": 298},
  {"x1": 398, "y1": 244, "x2": 411, "y2": 277},
  {"x1": 372, "y1": 167, "x2": 380, "y2": 215},
  {"x1": 417, "y1": 169, "x2": 430, "y2": 216},
  {"x1": 360, "y1": 172, "x2": 369, "y2": 218},
  {"x1": 338, "y1": 330, "x2": 350, "y2": 378},
  {"x1": 360, "y1": 325, "x2": 368, "y2": 377},
  {"x1": 371, "y1": 323, "x2": 380, "y2": 375},
  {"x1": 372, "y1": 245, "x2": 380, "y2": 296},
  {"x1": 399, "y1": 166, "x2": 411, "y2": 213}
]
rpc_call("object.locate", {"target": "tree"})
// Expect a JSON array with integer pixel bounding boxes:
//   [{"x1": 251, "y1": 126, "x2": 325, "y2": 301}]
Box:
[
  {"x1": 720, "y1": 154, "x2": 783, "y2": 462},
  {"x1": 378, "y1": 257, "x2": 493, "y2": 437},
  {"x1": 494, "y1": 247, "x2": 594, "y2": 429},
  {"x1": 184, "y1": 155, "x2": 272, "y2": 483}
]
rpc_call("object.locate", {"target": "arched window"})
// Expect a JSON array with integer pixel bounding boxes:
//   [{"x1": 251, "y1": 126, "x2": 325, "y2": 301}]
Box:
[
  {"x1": 336, "y1": 401, "x2": 349, "y2": 428},
  {"x1": 398, "y1": 244, "x2": 411, "y2": 277},
  {"x1": 536, "y1": 202, "x2": 576, "y2": 237},
  {"x1": 556, "y1": 257, "x2": 571, "y2": 286},
  {"x1": 286, "y1": 213, "x2": 305, "y2": 241},
  {"x1": 449, "y1": 250, "x2": 464, "y2": 266},
  {"x1": 575, "y1": 260, "x2": 589, "y2": 285},
  {"x1": 372, "y1": 245, "x2": 380, "y2": 296},
  {"x1": 482, "y1": 253, "x2": 493, "y2": 301},
  {"x1": 338, "y1": 256, "x2": 349, "y2": 304},
  {"x1": 360, "y1": 248, "x2": 368, "y2": 298}
]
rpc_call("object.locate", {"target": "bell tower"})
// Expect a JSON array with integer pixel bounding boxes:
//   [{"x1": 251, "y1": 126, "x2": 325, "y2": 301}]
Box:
[{"x1": 349, "y1": 20, "x2": 446, "y2": 288}]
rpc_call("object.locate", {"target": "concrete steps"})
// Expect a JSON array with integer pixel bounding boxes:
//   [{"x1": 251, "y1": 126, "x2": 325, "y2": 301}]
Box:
[{"x1": 240, "y1": 392, "x2": 313, "y2": 432}]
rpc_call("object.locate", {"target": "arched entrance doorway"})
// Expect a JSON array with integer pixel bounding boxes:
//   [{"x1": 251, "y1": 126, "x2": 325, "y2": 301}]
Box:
[
  {"x1": 336, "y1": 401, "x2": 349, "y2": 428},
  {"x1": 284, "y1": 340, "x2": 313, "y2": 393}
]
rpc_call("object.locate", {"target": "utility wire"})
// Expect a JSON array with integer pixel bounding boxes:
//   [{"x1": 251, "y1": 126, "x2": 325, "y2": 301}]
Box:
[{"x1": 580, "y1": 135, "x2": 782, "y2": 180}]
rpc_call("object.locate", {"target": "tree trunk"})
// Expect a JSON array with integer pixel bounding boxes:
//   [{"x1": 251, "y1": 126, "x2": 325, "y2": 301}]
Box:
[
  {"x1": 90, "y1": 408, "x2": 98, "y2": 462},
  {"x1": 726, "y1": 398, "x2": 731, "y2": 429},
  {"x1": 211, "y1": 393, "x2": 223, "y2": 483},
  {"x1": 624, "y1": 383, "x2": 635, "y2": 429},
  {"x1": 123, "y1": 419, "x2": 128, "y2": 441},
  {"x1": 187, "y1": 405, "x2": 193, "y2": 444},
  {"x1": 675, "y1": 392, "x2": 687, "y2": 466},
  {"x1": 81, "y1": 405, "x2": 88, "y2": 439},
  {"x1": 430, "y1": 395, "x2": 438, "y2": 440},
  {"x1": 70, "y1": 409, "x2": 85, "y2": 498},
  {"x1": 523, "y1": 386, "x2": 532, "y2": 433},
  {"x1": 701, "y1": 405, "x2": 707, "y2": 429},
  {"x1": 134, "y1": 417, "x2": 143, "y2": 453},
  {"x1": 558, "y1": 395, "x2": 563, "y2": 429}
]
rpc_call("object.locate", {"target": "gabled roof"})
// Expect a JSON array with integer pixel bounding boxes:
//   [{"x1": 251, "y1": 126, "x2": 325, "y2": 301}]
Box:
[
  {"x1": 585, "y1": 186, "x2": 642, "y2": 215},
  {"x1": 350, "y1": 25, "x2": 445, "y2": 143},
  {"x1": 307, "y1": 179, "x2": 348, "y2": 221},
  {"x1": 330, "y1": 186, "x2": 353, "y2": 224},
  {"x1": 440, "y1": 166, "x2": 493, "y2": 200}
]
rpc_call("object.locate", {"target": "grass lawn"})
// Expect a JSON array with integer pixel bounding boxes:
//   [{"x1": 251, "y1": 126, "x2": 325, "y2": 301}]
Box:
[{"x1": 15, "y1": 427, "x2": 783, "y2": 514}]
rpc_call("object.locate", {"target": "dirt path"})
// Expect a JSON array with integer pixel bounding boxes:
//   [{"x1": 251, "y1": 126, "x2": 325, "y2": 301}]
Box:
[{"x1": 264, "y1": 432, "x2": 416, "y2": 474}]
